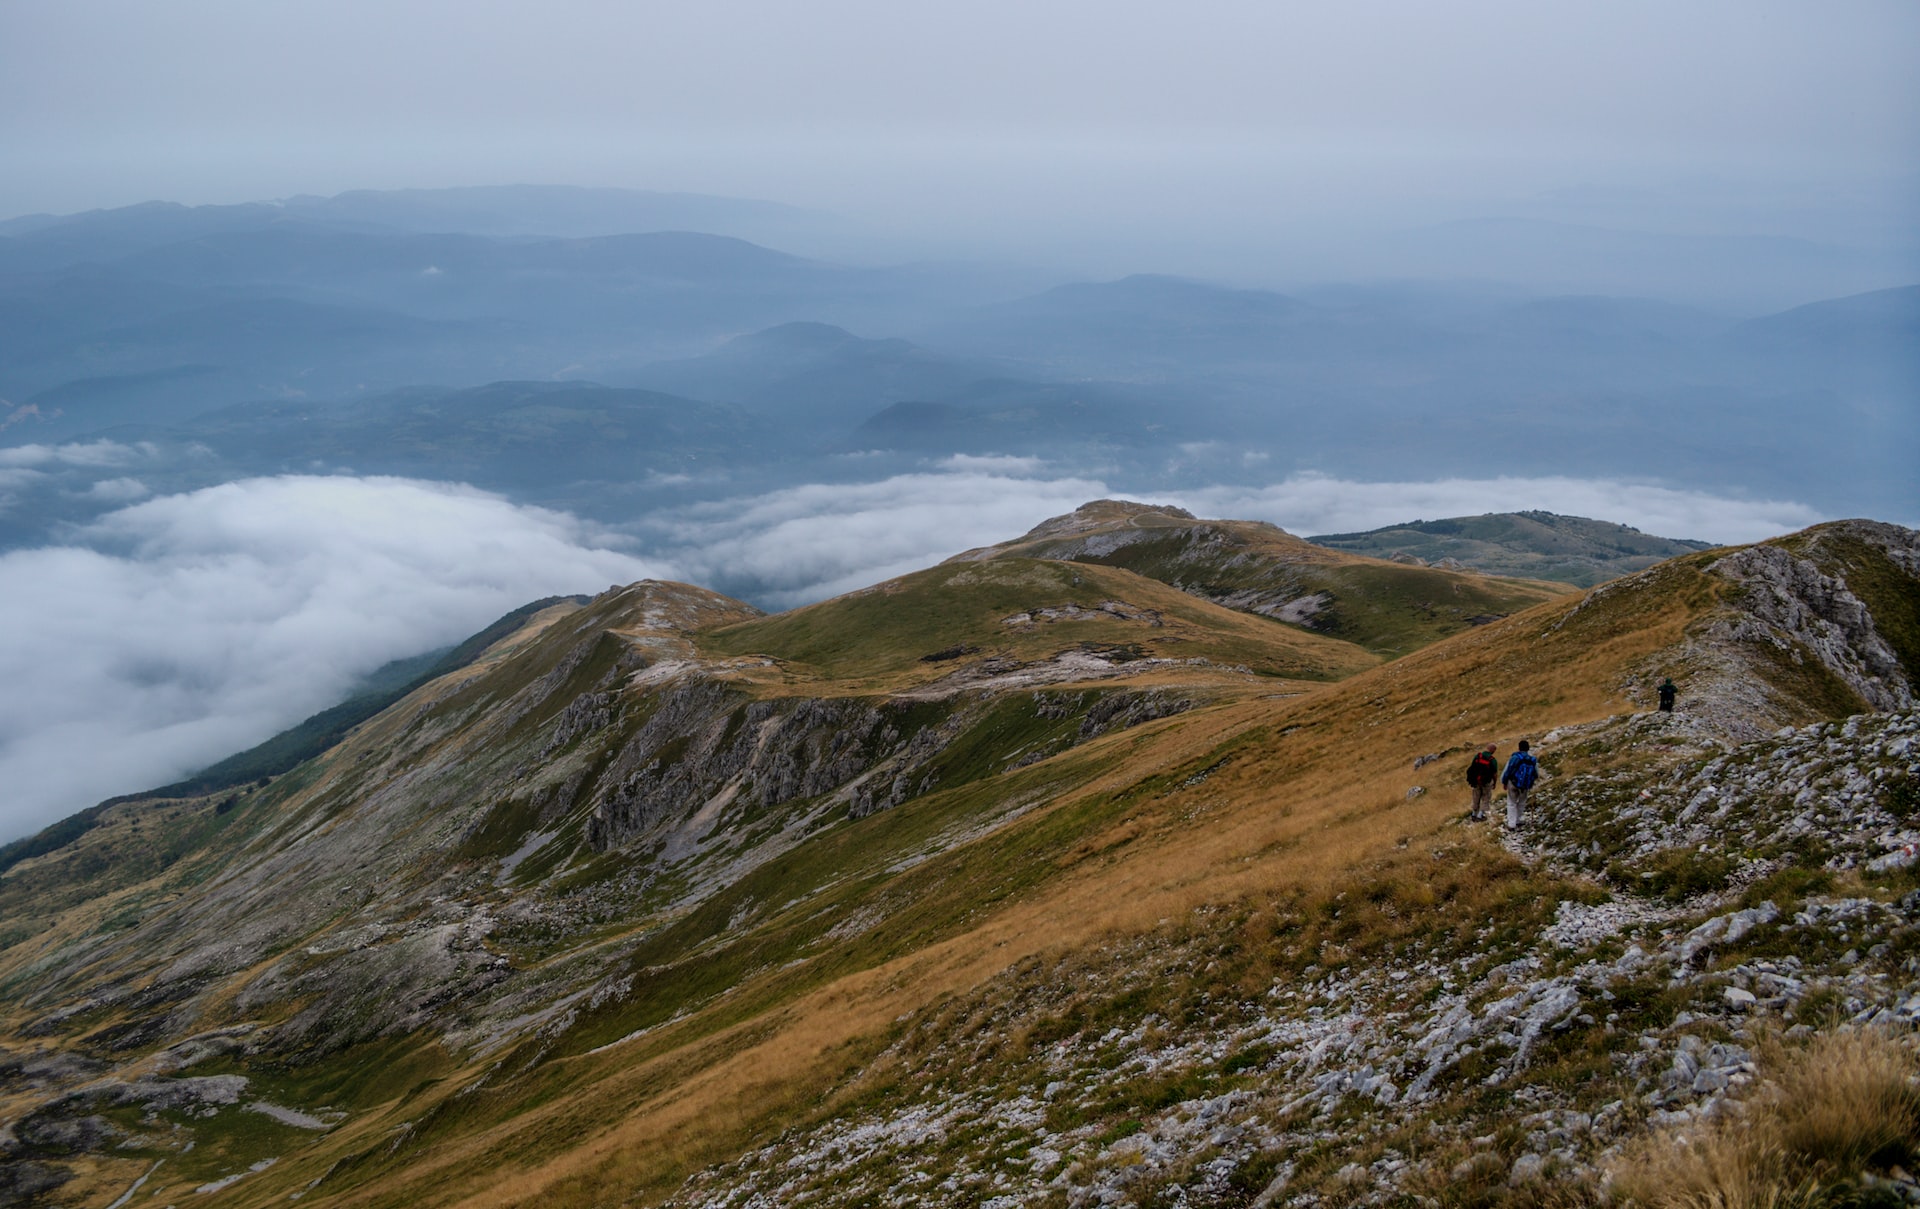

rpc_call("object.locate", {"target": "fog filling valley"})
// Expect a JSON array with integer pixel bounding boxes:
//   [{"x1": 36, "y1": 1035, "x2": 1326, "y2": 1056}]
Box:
[{"x1": 0, "y1": 463, "x2": 1847, "y2": 839}]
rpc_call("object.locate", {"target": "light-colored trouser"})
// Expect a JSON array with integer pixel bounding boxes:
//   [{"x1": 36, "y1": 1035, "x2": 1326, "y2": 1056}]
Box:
[
  {"x1": 1470, "y1": 783, "x2": 1493, "y2": 818},
  {"x1": 1506, "y1": 785, "x2": 1530, "y2": 828}
]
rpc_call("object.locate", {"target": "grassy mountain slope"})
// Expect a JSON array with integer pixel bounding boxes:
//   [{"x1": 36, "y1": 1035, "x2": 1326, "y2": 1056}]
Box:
[
  {"x1": 1307, "y1": 509, "x2": 1717, "y2": 587},
  {"x1": 949, "y1": 499, "x2": 1574, "y2": 657},
  {"x1": 702, "y1": 556, "x2": 1379, "y2": 689},
  {"x1": 1, "y1": 518, "x2": 1916, "y2": 1208}
]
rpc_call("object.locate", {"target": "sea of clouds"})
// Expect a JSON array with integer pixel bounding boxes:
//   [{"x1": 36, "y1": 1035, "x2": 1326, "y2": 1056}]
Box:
[
  {"x1": 0, "y1": 459, "x2": 1828, "y2": 841},
  {"x1": 648, "y1": 460, "x2": 1827, "y2": 610},
  {"x1": 0, "y1": 476, "x2": 665, "y2": 839}
]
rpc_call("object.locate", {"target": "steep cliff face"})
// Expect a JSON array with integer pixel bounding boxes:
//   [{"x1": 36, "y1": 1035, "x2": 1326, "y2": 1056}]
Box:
[
  {"x1": 581, "y1": 687, "x2": 916, "y2": 849},
  {"x1": 571, "y1": 681, "x2": 1203, "y2": 853}
]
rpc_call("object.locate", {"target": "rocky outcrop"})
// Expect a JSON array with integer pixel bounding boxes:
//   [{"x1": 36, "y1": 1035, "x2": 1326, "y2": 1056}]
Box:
[
  {"x1": 1577, "y1": 520, "x2": 1920, "y2": 741},
  {"x1": 1521, "y1": 708, "x2": 1920, "y2": 890},
  {"x1": 1074, "y1": 689, "x2": 1193, "y2": 740},
  {"x1": 667, "y1": 710, "x2": 1920, "y2": 1208},
  {"x1": 582, "y1": 675, "x2": 1205, "y2": 849},
  {"x1": 583, "y1": 684, "x2": 925, "y2": 848},
  {"x1": 1709, "y1": 533, "x2": 1915, "y2": 712},
  {"x1": 237, "y1": 916, "x2": 509, "y2": 1059}
]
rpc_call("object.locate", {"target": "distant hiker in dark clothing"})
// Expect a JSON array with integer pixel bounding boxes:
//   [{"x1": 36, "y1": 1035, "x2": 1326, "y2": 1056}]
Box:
[
  {"x1": 1658, "y1": 678, "x2": 1677, "y2": 712},
  {"x1": 1501, "y1": 740, "x2": 1539, "y2": 829},
  {"x1": 1465, "y1": 745, "x2": 1498, "y2": 821}
]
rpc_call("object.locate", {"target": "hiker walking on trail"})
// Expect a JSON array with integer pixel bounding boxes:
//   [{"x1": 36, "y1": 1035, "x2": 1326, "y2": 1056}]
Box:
[
  {"x1": 1658, "y1": 677, "x2": 1677, "y2": 712},
  {"x1": 1465, "y1": 745, "x2": 1498, "y2": 821},
  {"x1": 1501, "y1": 740, "x2": 1539, "y2": 829}
]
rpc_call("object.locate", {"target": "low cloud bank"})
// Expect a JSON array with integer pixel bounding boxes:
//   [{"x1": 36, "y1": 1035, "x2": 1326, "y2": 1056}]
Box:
[
  {"x1": 0, "y1": 476, "x2": 662, "y2": 842},
  {"x1": 0, "y1": 440, "x2": 156, "y2": 470},
  {"x1": 1173, "y1": 474, "x2": 1826, "y2": 545},
  {"x1": 648, "y1": 466, "x2": 1110, "y2": 609},
  {"x1": 0, "y1": 466, "x2": 1827, "y2": 844},
  {"x1": 0, "y1": 440, "x2": 163, "y2": 501},
  {"x1": 652, "y1": 468, "x2": 1826, "y2": 608}
]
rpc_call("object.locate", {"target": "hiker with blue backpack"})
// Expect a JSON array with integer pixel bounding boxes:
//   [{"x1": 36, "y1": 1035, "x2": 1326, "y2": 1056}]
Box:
[{"x1": 1501, "y1": 740, "x2": 1539, "y2": 829}]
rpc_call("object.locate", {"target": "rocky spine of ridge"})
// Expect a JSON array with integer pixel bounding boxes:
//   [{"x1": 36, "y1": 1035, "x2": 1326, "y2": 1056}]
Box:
[
  {"x1": 1586, "y1": 519, "x2": 1920, "y2": 741},
  {"x1": 665, "y1": 708, "x2": 1920, "y2": 1207}
]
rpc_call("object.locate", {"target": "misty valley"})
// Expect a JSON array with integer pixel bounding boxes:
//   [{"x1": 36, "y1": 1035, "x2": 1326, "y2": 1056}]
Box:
[{"x1": 2, "y1": 185, "x2": 1914, "y2": 562}]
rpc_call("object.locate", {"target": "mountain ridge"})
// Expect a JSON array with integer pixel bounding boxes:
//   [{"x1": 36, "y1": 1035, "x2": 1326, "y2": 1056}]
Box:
[
  {"x1": 948, "y1": 499, "x2": 1575, "y2": 657},
  {"x1": 2, "y1": 512, "x2": 1918, "y2": 1207},
  {"x1": 1307, "y1": 509, "x2": 1718, "y2": 587}
]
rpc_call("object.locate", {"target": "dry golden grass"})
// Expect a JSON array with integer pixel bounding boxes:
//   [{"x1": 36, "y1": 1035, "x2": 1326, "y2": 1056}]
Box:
[
  {"x1": 1609, "y1": 1029, "x2": 1920, "y2": 1209},
  {"x1": 964, "y1": 497, "x2": 1574, "y2": 590},
  {"x1": 702, "y1": 556, "x2": 1383, "y2": 695},
  {"x1": 335, "y1": 585, "x2": 1692, "y2": 1209},
  {"x1": 2, "y1": 555, "x2": 1724, "y2": 1209}
]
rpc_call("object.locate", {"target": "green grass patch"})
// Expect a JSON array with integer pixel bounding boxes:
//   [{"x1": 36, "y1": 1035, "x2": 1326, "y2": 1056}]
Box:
[
  {"x1": 1739, "y1": 628, "x2": 1875, "y2": 722},
  {"x1": 1881, "y1": 772, "x2": 1920, "y2": 822},
  {"x1": 1742, "y1": 864, "x2": 1837, "y2": 909},
  {"x1": 1609, "y1": 847, "x2": 1734, "y2": 902}
]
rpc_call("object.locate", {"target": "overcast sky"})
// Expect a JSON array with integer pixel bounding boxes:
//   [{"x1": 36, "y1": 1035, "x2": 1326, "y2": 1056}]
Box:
[{"x1": 3, "y1": 1, "x2": 1916, "y2": 260}]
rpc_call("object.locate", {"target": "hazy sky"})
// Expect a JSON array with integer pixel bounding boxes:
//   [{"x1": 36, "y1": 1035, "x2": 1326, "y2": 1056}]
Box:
[{"x1": 4, "y1": 1, "x2": 1916, "y2": 257}]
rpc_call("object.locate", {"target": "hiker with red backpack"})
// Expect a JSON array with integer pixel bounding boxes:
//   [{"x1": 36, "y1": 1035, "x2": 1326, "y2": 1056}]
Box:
[
  {"x1": 1465, "y1": 745, "x2": 1498, "y2": 821},
  {"x1": 1501, "y1": 740, "x2": 1539, "y2": 829}
]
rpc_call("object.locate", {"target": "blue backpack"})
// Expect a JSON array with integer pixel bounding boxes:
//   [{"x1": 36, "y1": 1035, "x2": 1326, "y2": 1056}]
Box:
[{"x1": 1509, "y1": 752, "x2": 1538, "y2": 791}]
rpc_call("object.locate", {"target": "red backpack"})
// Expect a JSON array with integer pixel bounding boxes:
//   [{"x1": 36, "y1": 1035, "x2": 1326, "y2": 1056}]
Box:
[{"x1": 1467, "y1": 752, "x2": 1496, "y2": 785}]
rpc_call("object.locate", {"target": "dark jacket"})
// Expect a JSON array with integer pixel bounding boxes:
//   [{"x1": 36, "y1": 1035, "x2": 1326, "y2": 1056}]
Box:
[{"x1": 1466, "y1": 752, "x2": 1497, "y2": 787}]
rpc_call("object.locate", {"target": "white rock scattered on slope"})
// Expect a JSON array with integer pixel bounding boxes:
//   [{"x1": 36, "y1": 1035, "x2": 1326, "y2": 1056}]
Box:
[{"x1": 665, "y1": 710, "x2": 1920, "y2": 1207}]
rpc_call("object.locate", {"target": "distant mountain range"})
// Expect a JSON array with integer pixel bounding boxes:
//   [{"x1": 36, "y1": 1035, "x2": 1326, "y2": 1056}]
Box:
[
  {"x1": 0, "y1": 184, "x2": 840, "y2": 252},
  {"x1": 1381, "y1": 215, "x2": 1913, "y2": 311},
  {"x1": 631, "y1": 321, "x2": 1012, "y2": 430},
  {"x1": 1308, "y1": 510, "x2": 1718, "y2": 587},
  {"x1": 173, "y1": 379, "x2": 769, "y2": 487},
  {"x1": 0, "y1": 197, "x2": 1035, "y2": 447},
  {"x1": 1, "y1": 187, "x2": 1914, "y2": 545}
]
